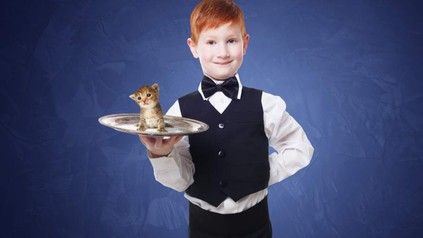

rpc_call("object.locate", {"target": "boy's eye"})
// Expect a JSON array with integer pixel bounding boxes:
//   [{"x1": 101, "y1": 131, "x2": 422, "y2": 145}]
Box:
[
  {"x1": 206, "y1": 40, "x2": 216, "y2": 45},
  {"x1": 227, "y1": 39, "x2": 236, "y2": 44}
]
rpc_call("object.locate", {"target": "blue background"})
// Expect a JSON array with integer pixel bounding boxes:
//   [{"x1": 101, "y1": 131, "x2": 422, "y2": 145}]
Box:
[{"x1": 1, "y1": 0, "x2": 423, "y2": 237}]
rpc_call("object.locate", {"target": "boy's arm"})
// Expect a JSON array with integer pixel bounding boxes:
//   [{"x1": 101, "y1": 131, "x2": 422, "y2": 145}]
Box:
[
  {"x1": 262, "y1": 92, "x2": 314, "y2": 186},
  {"x1": 143, "y1": 101, "x2": 195, "y2": 192}
]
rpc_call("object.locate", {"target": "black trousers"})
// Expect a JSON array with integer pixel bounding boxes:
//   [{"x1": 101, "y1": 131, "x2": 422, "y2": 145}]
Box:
[{"x1": 189, "y1": 197, "x2": 272, "y2": 238}]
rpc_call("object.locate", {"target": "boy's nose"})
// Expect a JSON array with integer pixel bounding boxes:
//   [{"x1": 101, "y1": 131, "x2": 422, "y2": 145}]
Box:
[{"x1": 217, "y1": 44, "x2": 229, "y2": 58}]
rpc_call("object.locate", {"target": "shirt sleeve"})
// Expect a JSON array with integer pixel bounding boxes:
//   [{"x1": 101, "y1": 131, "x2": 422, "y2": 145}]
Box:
[
  {"x1": 147, "y1": 100, "x2": 195, "y2": 192},
  {"x1": 262, "y1": 92, "x2": 314, "y2": 186}
]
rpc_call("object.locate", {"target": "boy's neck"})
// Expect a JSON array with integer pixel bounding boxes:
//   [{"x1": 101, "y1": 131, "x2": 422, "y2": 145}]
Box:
[{"x1": 205, "y1": 73, "x2": 237, "y2": 82}]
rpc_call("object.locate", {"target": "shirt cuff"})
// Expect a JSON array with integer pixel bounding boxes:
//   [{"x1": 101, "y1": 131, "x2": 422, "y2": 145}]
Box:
[{"x1": 148, "y1": 149, "x2": 180, "y2": 172}]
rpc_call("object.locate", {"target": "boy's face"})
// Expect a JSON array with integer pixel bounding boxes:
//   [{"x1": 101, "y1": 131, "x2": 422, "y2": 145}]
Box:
[{"x1": 188, "y1": 23, "x2": 249, "y2": 81}]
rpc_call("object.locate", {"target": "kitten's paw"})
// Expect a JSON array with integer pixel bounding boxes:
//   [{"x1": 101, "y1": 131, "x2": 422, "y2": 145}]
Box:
[{"x1": 157, "y1": 127, "x2": 167, "y2": 132}]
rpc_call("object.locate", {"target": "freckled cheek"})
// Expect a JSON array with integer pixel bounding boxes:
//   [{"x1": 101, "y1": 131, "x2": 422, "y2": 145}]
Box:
[
  {"x1": 233, "y1": 52, "x2": 243, "y2": 60},
  {"x1": 231, "y1": 46, "x2": 244, "y2": 58},
  {"x1": 199, "y1": 51, "x2": 214, "y2": 62}
]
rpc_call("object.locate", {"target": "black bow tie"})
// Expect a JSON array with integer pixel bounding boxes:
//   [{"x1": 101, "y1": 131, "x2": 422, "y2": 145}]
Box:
[{"x1": 201, "y1": 76, "x2": 239, "y2": 99}]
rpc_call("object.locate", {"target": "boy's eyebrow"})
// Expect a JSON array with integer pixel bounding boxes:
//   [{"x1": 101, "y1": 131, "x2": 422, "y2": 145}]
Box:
[
  {"x1": 201, "y1": 36, "x2": 217, "y2": 41},
  {"x1": 226, "y1": 34, "x2": 241, "y2": 38},
  {"x1": 202, "y1": 34, "x2": 241, "y2": 39}
]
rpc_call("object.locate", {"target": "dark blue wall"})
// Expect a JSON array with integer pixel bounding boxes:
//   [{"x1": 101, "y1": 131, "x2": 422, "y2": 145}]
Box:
[{"x1": 1, "y1": 0, "x2": 422, "y2": 237}]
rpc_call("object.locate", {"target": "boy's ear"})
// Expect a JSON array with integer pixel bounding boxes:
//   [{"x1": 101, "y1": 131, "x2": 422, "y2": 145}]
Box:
[
  {"x1": 187, "y1": 38, "x2": 199, "y2": 58},
  {"x1": 243, "y1": 34, "x2": 250, "y2": 55}
]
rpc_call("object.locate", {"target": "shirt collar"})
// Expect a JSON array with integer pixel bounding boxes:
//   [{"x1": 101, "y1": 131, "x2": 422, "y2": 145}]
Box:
[{"x1": 198, "y1": 74, "x2": 243, "y2": 100}]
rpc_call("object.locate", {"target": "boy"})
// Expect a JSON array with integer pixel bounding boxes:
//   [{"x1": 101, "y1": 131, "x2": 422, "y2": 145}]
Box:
[{"x1": 140, "y1": 0, "x2": 314, "y2": 237}]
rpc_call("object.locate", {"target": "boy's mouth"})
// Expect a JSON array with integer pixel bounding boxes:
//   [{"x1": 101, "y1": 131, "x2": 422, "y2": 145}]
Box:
[{"x1": 214, "y1": 60, "x2": 232, "y2": 65}]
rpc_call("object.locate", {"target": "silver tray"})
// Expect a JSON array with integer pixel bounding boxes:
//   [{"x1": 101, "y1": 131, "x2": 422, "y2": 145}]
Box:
[{"x1": 98, "y1": 113, "x2": 209, "y2": 136}]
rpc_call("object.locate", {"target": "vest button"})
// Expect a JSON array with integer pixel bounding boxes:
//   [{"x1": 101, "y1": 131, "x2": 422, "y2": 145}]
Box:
[
  {"x1": 219, "y1": 180, "x2": 228, "y2": 188},
  {"x1": 218, "y1": 150, "x2": 225, "y2": 158},
  {"x1": 218, "y1": 123, "x2": 225, "y2": 129}
]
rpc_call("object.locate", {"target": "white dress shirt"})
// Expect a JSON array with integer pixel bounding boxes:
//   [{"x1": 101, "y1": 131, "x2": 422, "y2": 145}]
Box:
[{"x1": 148, "y1": 74, "x2": 314, "y2": 214}]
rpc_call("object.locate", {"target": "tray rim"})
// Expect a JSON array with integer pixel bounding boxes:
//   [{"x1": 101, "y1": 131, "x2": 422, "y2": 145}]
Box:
[{"x1": 98, "y1": 113, "x2": 209, "y2": 136}]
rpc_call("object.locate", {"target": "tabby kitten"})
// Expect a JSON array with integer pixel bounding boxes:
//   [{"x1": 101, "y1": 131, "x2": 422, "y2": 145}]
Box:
[{"x1": 129, "y1": 83, "x2": 166, "y2": 132}]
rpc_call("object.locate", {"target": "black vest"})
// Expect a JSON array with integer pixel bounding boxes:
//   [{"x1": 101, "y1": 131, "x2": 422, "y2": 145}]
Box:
[{"x1": 179, "y1": 87, "x2": 269, "y2": 207}]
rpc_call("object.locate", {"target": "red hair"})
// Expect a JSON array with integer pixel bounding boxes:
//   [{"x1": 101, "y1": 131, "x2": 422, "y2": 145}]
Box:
[{"x1": 190, "y1": 0, "x2": 247, "y2": 44}]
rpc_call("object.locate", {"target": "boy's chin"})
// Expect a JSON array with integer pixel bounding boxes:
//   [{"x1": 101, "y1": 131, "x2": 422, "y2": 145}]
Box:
[{"x1": 207, "y1": 73, "x2": 236, "y2": 81}]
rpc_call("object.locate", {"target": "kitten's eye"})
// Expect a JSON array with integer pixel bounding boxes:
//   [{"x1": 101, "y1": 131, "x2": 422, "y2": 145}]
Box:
[
  {"x1": 137, "y1": 96, "x2": 142, "y2": 100},
  {"x1": 146, "y1": 93, "x2": 152, "y2": 97}
]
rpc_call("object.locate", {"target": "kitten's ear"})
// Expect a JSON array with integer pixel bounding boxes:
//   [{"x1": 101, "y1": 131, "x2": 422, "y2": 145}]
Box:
[
  {"x1": 129, "y1": 93, "x2": 136, "y2": 100},
  {"x1": 151, "y1": 83, "x2": 159, "y2": 92}
]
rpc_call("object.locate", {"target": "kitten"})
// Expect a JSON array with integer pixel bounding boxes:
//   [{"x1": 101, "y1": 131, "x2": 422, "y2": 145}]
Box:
[{"x1": 129, "y1": 83, "x2": 166, "y2": 132}]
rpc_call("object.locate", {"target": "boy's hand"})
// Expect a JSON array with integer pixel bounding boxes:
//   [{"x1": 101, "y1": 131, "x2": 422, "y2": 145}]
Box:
[{"x1": 139, "y1": 135, "x2": 183, "y2": 158}]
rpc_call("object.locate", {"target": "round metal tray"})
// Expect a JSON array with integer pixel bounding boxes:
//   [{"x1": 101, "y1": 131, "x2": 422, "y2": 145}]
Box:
[{"x1": 99, "y1": 113, "x2": 209, "y2": 136}]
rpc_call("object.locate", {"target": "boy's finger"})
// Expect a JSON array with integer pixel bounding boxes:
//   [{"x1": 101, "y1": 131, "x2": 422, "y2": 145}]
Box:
[
  {"x1": 172, "y1": 135, "x2": 183, "y2": 143},
  {"x1": 154, "y1": 137, "x2": 163, "y2": 148},
  {"x1": 139, "y1": 135, "x2": 157, "y2": 146},
  {"x1": 162, "y1": 136, "x2": 183, "y2": 145}
]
